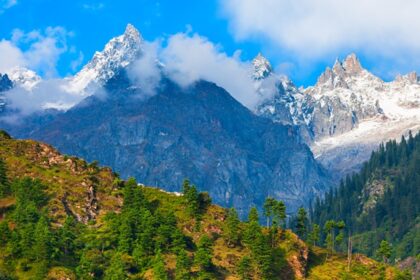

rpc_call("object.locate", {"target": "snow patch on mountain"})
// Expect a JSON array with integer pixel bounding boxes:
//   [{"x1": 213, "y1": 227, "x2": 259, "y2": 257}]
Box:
[
  {"x1": 67, "y1": 24, "x2": 143, "y2": 93},
  {"x1": 254, "y1": 53, "x2": 420, "y2": 179},
  {"x1": 7, "y1": 67, "x2": 41, "y2": 91}
]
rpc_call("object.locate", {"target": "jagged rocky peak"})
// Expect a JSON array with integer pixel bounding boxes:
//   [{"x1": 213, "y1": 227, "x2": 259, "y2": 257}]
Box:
[
  {"x1": 342, "y1": 53, "x2": 363, "y2": 75},
  {"x1": 315, "y1": 53, "x2": 365, "y2": 88},
  {"x1": 7, "y1": 67, "x2": 41, "y2": 90},
  {"x1": 0, "y1": 73, "x2": 13, "y2": 92},
  {"x1": 395, "y1": 71, "x2": 419, "y2": 85},
  {"x1": 252, "y1": 52, "x2": 272, "y2": 79},
  {"x1": 69, "y1": 23, "x2": 143, "y2": 92}
]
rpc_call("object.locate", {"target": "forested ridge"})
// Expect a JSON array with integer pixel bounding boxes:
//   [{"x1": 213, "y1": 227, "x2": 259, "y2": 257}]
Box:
[
  {"x1": 312, "y1": 131, "x2": 420, "y2": 260},
  {"x1": 0, "y1": 131, "x2": 410, "y2": 279}
]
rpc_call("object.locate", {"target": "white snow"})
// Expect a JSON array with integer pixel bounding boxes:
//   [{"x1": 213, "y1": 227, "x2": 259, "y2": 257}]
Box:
[
  {"x1": 66, "y1": 23, "x2": 143, "y2": 94},
  {"x1": 7, "y1": 67, "x2": 41, "y2": 90}
]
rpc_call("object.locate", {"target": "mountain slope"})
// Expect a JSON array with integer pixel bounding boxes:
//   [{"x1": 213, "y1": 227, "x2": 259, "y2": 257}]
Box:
[
  {"x1": 66, "y1": 23, "x2": 143, "y2": 93},
  {"x1": 0, "y1": 133, "x2": 408, "y2": 280},
  {"x1": 312, "y1": 132, "x2": 420, "y2": 262},
  {"x1": 18, "y1": 73, "x2": 330, "y2": 216},
  {"x1": 256, "y1": 54, "x2": 420, "y2": 179}
]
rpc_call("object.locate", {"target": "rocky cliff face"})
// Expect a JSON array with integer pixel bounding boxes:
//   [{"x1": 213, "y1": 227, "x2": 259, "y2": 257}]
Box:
[
  {"x1": 0, "y1": 73, "x2": 13, "y2": 112},
  {"x1": 19, "y1": 72, "x2": 330, "y2": 216},
  {"x1": 255, "y1": 53, "x2": 420, "y2": 179}
]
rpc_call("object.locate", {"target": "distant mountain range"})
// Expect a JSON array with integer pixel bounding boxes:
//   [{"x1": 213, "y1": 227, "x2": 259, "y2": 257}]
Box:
[{"x1": 0, "y1": 24, "x2": 419, "y2": 214}]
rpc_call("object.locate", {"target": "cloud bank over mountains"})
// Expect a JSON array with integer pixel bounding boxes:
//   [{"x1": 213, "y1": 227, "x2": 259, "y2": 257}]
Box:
[
  {"x1": 1, "y1": 27, "x2": 276, "y2": 117},
  {"x1": 221, "y1": 0, "x2": 420, "y2": 59}
]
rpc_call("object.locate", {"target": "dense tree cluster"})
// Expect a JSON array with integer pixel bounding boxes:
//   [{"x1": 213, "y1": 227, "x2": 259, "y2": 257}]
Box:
[
  {"x1": 312, "y1": 132, "x2": 420, "y2": 260},
  {"x1": 0, "y1": 175, "x2": 215, "y2": 279}
]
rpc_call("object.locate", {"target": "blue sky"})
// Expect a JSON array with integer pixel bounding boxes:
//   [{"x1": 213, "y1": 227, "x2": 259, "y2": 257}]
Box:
[{"x1": 1, "y1": 0, "x2": 420, "y2": 86}]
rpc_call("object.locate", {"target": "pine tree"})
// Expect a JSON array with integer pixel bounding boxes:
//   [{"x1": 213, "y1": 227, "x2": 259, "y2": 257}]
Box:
[
  {"x1": 195, "y1": 235, "x2": 213, "y2": 272},
  {"x1": 243, "y1": 207, "x2": 261, "y2": 247},
  {"x1": 252, "y1": 232, "x2": 274, "y2": 280},
  {"x1": 377, "y1": 240, "x2": 392, "y2": 263},
  {"x1": 59, "y1": 216, "x2": 77, "y2": 256},
  {"x1": 237, "y1": 256, "x2": 252, "y2": 280},
  {"x1": 263, "y1": 197, "x2": 276, "y2": 228},
  {"x1": 324, "y1": 220, "x2": 335, "y2": 255},
  {"x1": 175, "y1": 249, "x2": 191, "y2": 280},
  {"x1": 153, "y1": 250, "x2": 169, "y2": 280},
  {"x1": 0, "y1": 158, "x2": 8, "y2": 197},
  {"x1": 307, "y1": 224, "x2": 320, "y2": 246},
  {"x1": 0, "y1": 220, "x2": 10, "y2": 246},
  {"x1": 33, "y1": 215, "x2": 52, "y2": 262},
  {"x1": 182, "y1": 179, "x2": 199, "y2": 217},
  {"x1": 248, "y1": 207, "x2": 259, "y2": 223},
  {"x1": 104, "y1": 252, "x2": 127, "y2": 280},
  {"x1": 296, "y1": 207, "x2": 308, "y2": 239},
  {"x1": 273, "y1": 200, "x2": 286, "y2": 228},
  {"x1": 223, "y1": 207, "x2": 241, "y2": 247}
]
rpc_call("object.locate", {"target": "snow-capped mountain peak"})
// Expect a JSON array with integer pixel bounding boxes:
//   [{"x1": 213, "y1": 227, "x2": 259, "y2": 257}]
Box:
[
  {"x1": 252, "y1": 53, "x2": 272, "y2": 80},
  {"x1": 7, "y1": 67, "x2": 41, "y2": 91},
  {"x1": 342, "y1": 53, "x2": 363, "y2": 75},
  {"x1": 68, "y1": 24, "x2": 143, "y2": 93},
  {"x1": 395, "y1": 71, "x2": 419, "y2": 85}
]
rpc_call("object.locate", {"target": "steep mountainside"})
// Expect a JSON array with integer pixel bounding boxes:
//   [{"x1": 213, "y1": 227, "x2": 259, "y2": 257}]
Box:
[
  {"x1": 0, "y1": 74, "x2": 13, "y2": 112},
  {"x1": 256, "y1": 54, "x2": 420, "y2": 179},
  {"x1": 312, "y1": 132, "x2": 419, "y2": 264},
  {"x1": 0, "y1": 133, "x2": 408, "y2": 279},
  {"x1": 17, "y1": 73, "x2": 330, "y2": 216}
]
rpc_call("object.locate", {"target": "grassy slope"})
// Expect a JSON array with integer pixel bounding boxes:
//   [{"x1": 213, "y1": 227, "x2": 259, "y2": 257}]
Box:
[{"x1": 0, "y1": 134, "x2": 406, "y2": 279}]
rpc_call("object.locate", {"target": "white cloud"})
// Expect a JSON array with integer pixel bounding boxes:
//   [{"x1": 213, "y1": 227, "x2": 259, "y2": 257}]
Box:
[
  {"x1": 82, "y1": 3, "x2": 104, "y2": 11},
  {"x1": 160, "y1": 32, "x2": 263, "y2": 109},
  {"x1": 221, "y1": 0, "x2": 420, "y2": 61},
  {"x1": 3, "y1": 79, "x2": 91, "y2": 118},
  {"x1": 0, "y1": 40, "x2": 26, "y2": 73},
  {"x1": 127, "y1": 41, "x2": 162, "y2": 96},
  {"x1": 0, "y1": 0, "x2": 17, "y2": 12},
  {"x1": 0, "y1": 27, "x2": 72, "y2": 77}
]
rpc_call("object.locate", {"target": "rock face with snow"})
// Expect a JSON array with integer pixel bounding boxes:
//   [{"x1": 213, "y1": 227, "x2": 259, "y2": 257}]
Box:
[
  {"x1": 7, "y1": 67, "x2": 41, "y2": 91},
  {"x1": 256, "y1": 53, "x2": 420, "y2": 179},
  {"x1": 3, "y1": 26, "x2": 331, "y2": 216},
  {"x1": 15, "y1": 73, "x2": 331, "y2": 217},
  {"x1": 68, "y1": 24, "x2": 143, "y2": 93},
  {"x1": 252, "y1": 53, "x2": 273, "y2": 80}
]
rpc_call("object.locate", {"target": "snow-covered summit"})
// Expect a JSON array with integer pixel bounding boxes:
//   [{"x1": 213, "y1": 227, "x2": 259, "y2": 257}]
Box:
[
  {"x1": 7, "y1": 67, "x2": 41, "y2": 91},
  {"x1": 252, "y1": 53, "x2": 272, "y2": 80},
  {"x1": 68, "y1": 24, "x2": 143, "y2": 93},
  {"x1": 254, "y1": 52, "x2": 419, "y2": 179}
]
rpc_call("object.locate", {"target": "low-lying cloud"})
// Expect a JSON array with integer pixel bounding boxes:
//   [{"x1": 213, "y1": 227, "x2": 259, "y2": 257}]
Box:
[
  {"x1": 160, "y1": 32, "x2": 260, "y2": 109},
  {"x1": 2, "y1": 29, "x2": 278, "y2": 119},
  {"x1": 3, "y1": 79, "x2": 97, "y2": 119}
]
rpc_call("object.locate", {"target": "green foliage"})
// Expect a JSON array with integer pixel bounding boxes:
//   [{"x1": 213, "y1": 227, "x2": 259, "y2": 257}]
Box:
[
  {"x1": 175, "y1": 249, "x2": 191, "y2": 280},
  {"x1": 377, "y1": 240, "x2": 392, "y2": 263},
  {"x1": 272, "y1": 200, "x2": 286, "y2": 228},
  {"x1": 195, "y1": 235, "x2": 213, "y2": 272},
  {"x1": 223, "y1": 207, "x2": 241, "y2": 247},
  {"x1": 296, "y1": 207, "x2": 308, "y2": 239},
  {"x1": 153, "y1": 250, "x2": 168, "y2": 280},
  {"x1": 313, "y1": 132, "x2": 420, "y2": 260},
  {"x1": 237, "y1": 256, "x2": 252, "y2": 280},
  {"x1": 263, "y1": 197, "x2": 276, "y2": 227},
  {"x1": 104, "y1": 253, "x2": 127, "y2": 280},
  {"x1": 0, "y1": 158, "x2": 8, "y2": 198},
  {"x1": 307, "y1": 224, "x2": 320, "y2": 246},
  {"x1": 248, "y1": 207, "x2": 259, "y2": 223}
]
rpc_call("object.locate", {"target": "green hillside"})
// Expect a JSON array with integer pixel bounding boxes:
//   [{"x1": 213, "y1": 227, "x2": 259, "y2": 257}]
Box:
[
  {"x1": 0, "y1": 131, "x2": 409, "y2": 279},
  {"x1": 312, "y1": 131, "x2": 419, "y2": 267}
]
